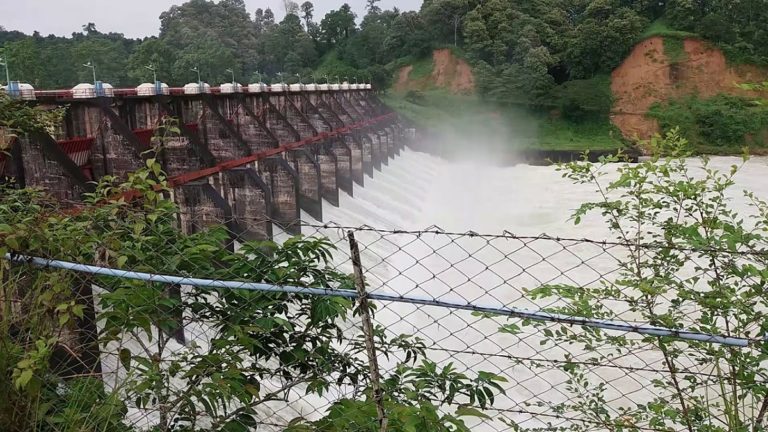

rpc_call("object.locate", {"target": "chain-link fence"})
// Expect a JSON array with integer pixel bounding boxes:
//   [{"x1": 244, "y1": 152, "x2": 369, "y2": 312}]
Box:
[{"x1": 3, "y1": 212, "x2": 768, "y2": 432}]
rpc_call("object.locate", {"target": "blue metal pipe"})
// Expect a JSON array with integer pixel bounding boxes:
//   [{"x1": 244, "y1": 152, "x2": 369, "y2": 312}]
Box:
[{"x1": 5, "y1": 253, "x2": 758, "y2": 348}]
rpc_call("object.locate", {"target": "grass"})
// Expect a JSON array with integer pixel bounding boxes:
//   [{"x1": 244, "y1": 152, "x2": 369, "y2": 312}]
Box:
[
  {"x1": 432, "y1": 43, "x2": 468, "y2": 59},
  {"x1": 382, "y1": 90, "x2": 625, "y2": 152},
  {"x1": 381, "y1": 89, "x2": 483, "y2": 129},
  {"x1": 407, "y1": 56, "x2": 434, "y2": 81},
  {"x1": 640, "y1": 18, "x2": 697, "y2": 41},
  {"x1": 639, "y1": 18, "x2": 693, "y2": 64},
  {"x1": 663, "y1": 37, "x2": 687, "y2": 63},
  {"x1": 536, "y1": 117, "x2": 625, "y2": 151}
]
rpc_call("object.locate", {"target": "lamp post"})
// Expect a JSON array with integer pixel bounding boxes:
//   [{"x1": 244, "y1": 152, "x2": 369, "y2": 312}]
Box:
[
  {"x1": 226, "y1": 68, "x2": 235, "y2": 85},
  {"x1": 296, "y1": 73, "x2": 302, "y2": 85},
  {"x1": 191, "y1": 66, "x2": 201, "y2": 84},
  {"x1": 335, "y1": 75, "x2": 340, "y2": 84},
  {"x1": 82, "y1": 61, "x2": 96, "y2": 85},
  {"x1": 277, "y1": 72, "x2": 284, "y2": 84},
  {"x1": 323, "y1": 75, "x2": 329, "y2": 85},
  {"x1": 0, "y1": 56, "x2": 9, "y2": 86},
  {"x1": 191, "y1": 66, "x2": 202, "y2": 92},
  {"x1": 145, "y1": 64, "x2": 157, "y2": 83}
]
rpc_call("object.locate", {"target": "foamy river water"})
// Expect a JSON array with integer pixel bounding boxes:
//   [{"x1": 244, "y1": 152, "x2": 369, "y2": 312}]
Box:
[
  {"x1": 115, "y1": 149, "x2": 768, "y2": 430},
  {"x1": 270, "y1": 149, "x2": 768, "y2": 430}
]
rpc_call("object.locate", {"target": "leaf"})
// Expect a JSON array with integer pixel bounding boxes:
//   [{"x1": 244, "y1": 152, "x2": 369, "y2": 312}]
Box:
[
  {"x1": 221, "y1": 419, "x2": 248, "y2": 432},
  {"x1": 455, "y1": 406, "x2": 491, "y2": 419},
  {"x1": 117, "y1": 255, "x2": 128, "y2": 268},
  {"x1": 15, "y1": 369, "x2": 33, "y2": 389},
  {"x1": 5, "y1": 236, "x2": 19, "y2": 250},
  {"x1": 119, "y1": 348, "x2": 132, "y2": 370},
  {"x1": 499, "y1": 323, "x2": 522, "y2": 335}
]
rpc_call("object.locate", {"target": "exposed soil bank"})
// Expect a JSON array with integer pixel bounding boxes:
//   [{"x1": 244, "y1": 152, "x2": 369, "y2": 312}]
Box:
[
  {"x1": 394, "y1": 49, "x2": 475, "y2": 94},
  {"x1": 611, "y1": 37, "x2": 768, "y2": 140}
]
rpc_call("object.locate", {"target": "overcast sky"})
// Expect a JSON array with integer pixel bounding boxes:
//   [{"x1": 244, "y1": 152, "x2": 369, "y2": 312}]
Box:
[{"x1": 1, "y1": 0, "x2": 420, "y2": 39}]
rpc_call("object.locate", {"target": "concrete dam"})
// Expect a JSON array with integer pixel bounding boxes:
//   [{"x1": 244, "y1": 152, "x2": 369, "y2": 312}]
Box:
[{"x1": 1, "y1": 83, "x2": 410, "y2": 238}]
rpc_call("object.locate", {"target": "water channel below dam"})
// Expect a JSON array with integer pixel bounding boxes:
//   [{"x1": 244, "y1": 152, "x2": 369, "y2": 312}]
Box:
[
  {"x1": 263, "y1": 148, "x2": 768, "y2": 429},
  {"x1": 114, "y1": 147, "x2": 768, "y2": 429}
]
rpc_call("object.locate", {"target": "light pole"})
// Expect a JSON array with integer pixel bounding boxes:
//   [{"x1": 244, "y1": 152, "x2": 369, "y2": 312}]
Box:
[
  {"x1": 145, "y1": 64, "x2": 157, "y2": 83},
  {"x1": 335, "y1": 75, "x2": 340, "y2": 84},
  {"x1": 277, "y1": 72, "x2": 284, "y2": 84},
  {"x1": 83, "y1": 61, "x2": 96, "y2": 85},
  {"x1": 0, "y1": 56, "x2": 9, "y2": 86},
  {"x1": 353, "y1": 76, "x2": 357, "y2": 85},
  {"x1": 225, "y1": 68, "x2": 235, "y2": 85},
  {"x1": 323, "y1": 75, "x2": 329, "y2": 85},
  {"x1": 296, "y1": 73, "x2": 302, "y2": 85},
  {"x1": 191, "y1": 66, "x2": 201, "y2": 84}
]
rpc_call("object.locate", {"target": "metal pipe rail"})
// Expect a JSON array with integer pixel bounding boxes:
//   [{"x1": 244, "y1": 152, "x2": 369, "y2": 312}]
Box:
[{"x1": 5, "y1": 253, "x2": 762, "y2": 348}]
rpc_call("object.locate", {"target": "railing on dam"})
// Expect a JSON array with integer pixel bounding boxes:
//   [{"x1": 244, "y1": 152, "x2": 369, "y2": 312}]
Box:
[
  {"x1": 3, "y1": 85, "x2": 404, "y2": 227},
  {"x1": 3, "y1": 212, "x2": 764, "y2": 432}
]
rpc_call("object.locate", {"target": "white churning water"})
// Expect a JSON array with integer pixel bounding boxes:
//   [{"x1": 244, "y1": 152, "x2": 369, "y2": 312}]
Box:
[
  {"x1": 109, "y1": 148, "x2": 768, "y2": 429},
  {"x1": 270, "y1": 149, "x2": 768, "y2": 429}
]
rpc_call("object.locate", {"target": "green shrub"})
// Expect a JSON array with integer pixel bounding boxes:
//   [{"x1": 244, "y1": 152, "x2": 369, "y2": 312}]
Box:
[
  {"x1": 648, "y1": 94, "x2": 768, "y2": 149},
  {"x1": 550, "y1": 75, "x2": 613, "y2": 121},
  {"x1": 663, "y1": 37, "x2": 686, "y2": 63}
]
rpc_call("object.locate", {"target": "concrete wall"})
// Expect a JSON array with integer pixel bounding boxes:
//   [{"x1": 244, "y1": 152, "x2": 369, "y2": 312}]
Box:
[
  {"x1": 330, "y1": 139, "x2": 353, "y2": 196},
  {"x1": 20, "y1": 135, "x2": 85, "y2": 201},
  {"x1": 218, "y1": 168, "x2": 273, "y2": 241},
  {"x1": 286, "y1": 149, "x2": 322, "y2": 221},
  {"x1": 15, "y1": 90, "x2": 402, "y2": 237},
  {"x1": 259, "y1": 156, "x2": 300, "y2": 234}
]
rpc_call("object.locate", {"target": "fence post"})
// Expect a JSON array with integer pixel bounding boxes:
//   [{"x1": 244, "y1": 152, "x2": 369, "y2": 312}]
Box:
[{"x1": 348, "y1": 230, "x2": 388, "y2": 432}]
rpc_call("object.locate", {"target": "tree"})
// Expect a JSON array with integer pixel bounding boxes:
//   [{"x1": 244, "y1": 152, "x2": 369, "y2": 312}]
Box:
[
  {"x1": 320, "y1": 4, "x2": 357, "y2": 46},
  {"x1": 283, "y1": 0, "x2": 299, "y2": 16},
  {"x1": 263, "y1": 14, "x2": 318, "y2": 74},
  {"x1": 365, "y1": 0, "x2": 382, "y2": 15},
  {"x1": 563, "y1": 1, "x2": 647, "y2": 78},
  {"x1": 420, "y1": 0, "x2": 470, "y2": 46},
  {"x1": 71, "y1": 36, "x2": 131, "y2": 85},
  {"x1": 82, "y1": 22, "x2": 98, "y2": 35},
  {"x1": 300, "y1": 1, "x2": 315, "y2": 28},
  {"x1": 126, "y1": 38, "x2": 176, "y2": 84},
  {"x1": 172, "y1": 39, "x2": 238, "y2": 84},
  {"x1": 263, "y1": 8, "x2": 276, "y2": 25},
  {"x1": 1, "y1": 38, "x2": 44, "y2": 86}
]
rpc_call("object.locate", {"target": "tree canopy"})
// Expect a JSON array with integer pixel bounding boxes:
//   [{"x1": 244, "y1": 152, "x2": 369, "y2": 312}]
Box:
[{"x1": 1, "y1": 0, "x2": 767, "y2": 98}]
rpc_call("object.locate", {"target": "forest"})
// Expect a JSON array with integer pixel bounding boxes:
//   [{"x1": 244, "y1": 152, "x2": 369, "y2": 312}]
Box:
[
  {"x1": 2, "y1": 0, "x2": 768, "y2": 98},
  {"x1": 4, "y1": 0, "x2": 768, "y2": 152}
]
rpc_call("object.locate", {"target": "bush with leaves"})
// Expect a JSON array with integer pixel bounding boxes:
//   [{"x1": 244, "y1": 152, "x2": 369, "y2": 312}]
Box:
[{"x1": 648, "y1": 94, "x2": 768, "y2": 151}]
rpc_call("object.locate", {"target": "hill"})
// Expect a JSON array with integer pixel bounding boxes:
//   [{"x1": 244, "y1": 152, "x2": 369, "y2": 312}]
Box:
[
  {"x1": 393, "y1": 49, "x2": 474, "y2": 95},
  {"x1": 611, "y1": 36, "x2": 768, "y2": 140}
]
